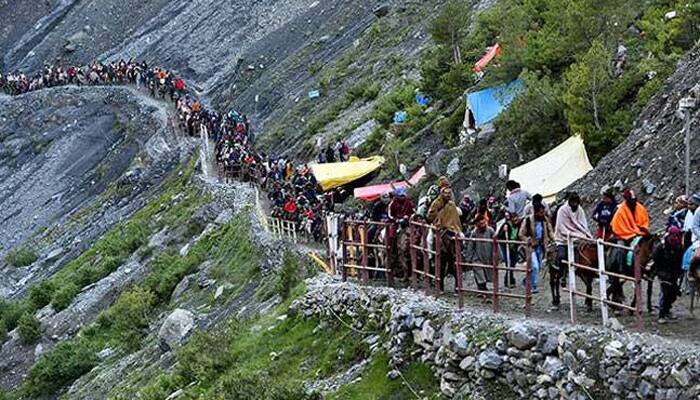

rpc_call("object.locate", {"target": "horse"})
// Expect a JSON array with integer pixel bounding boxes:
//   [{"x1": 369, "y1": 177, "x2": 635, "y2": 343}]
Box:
[
  {"x1": 574, "y1": 234, "x2": 658, "y2": 313},
  {"x1": 688, "y1": 249, "x2": 700, "y2": 313}
]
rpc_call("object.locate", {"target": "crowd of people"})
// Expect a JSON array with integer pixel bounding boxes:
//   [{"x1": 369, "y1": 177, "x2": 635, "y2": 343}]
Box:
[
  {"x1": 356, "y1": 176, "x2": 695, "y2": 325},
  {"x1": 3, "y1": 59, "x2": 693, "y2": 325}
]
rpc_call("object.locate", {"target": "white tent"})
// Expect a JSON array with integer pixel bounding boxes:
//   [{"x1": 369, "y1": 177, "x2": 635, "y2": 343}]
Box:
[{"x1": 509, "y1": 136, "x2": 593, "y2": 202}]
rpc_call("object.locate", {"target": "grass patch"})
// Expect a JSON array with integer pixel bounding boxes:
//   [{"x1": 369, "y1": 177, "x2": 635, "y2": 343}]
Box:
[
  {"x1": 5, "y1": 246, "x2": 38, "y2": 268},
  {"x1": 330, "y1": 352, "x2": 440, "y2": 400}
]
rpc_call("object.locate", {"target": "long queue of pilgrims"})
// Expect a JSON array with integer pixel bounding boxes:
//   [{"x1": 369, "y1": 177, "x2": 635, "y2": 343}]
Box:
[{"x1": 3, "y1": 60, "x2": 697, "y2": 325}]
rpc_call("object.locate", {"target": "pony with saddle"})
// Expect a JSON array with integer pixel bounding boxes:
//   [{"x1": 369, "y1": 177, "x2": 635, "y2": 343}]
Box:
[{"x1": 567, "y1": 234, "x2": 658, "y2": 313}]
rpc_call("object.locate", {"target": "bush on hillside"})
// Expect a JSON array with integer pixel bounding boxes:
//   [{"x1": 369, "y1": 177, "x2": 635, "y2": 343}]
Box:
[
  {"x1": 23, "y1": 338, "x2": 98, "y2": 397},
  {"x1": 276, "y1": 251, "x2": 301, "y2": 301},
  {"x1": 97, "y1": 286, "x2": 154, "y2": 350},
  {"x1": 17, "y1": 313, "x2": 41, "y2": 345},
  {"x1": 5, "y1": 246, "x2": 38, "y2": 268},
  {"x1": 51, "y1": 282, "x2": 80, "y2": 311},
  {"x1": 28, "y1": 280, "x2": 57, "y2": 309}
]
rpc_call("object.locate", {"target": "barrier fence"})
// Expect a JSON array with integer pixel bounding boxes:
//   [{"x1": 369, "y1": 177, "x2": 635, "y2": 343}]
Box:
[
  {"x1": 215, "y1": 143, "x2": 645, "y2": 330},
  {"x1": 339, "y1": 220, "x2": 394, "y2": 287},
  {"x1": 562, "y1": 235, "x2": 644, "y2": 330}
]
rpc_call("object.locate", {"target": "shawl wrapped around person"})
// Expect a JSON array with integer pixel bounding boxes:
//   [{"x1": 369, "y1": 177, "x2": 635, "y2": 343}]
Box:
[{"x1": 611, "y1": 201, "x2": 650, "y2": 240}]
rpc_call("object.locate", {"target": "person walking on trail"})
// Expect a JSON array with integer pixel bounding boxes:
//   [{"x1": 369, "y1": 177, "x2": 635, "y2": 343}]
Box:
[
  {"x1": 505, "y1": 180, "x2": 531, "y2": 218},
  {"x1": 325, "y1": 145, "x2": 336, "y2": 163},
  {"x1": 654, "y1": 226, "x2": 684, "y2": 324},
  {"x1": 368, "y1": 192, "x2": 391, "y2": 244},
  {"x1": 496, "y1": 213, "x2": 520, "y2": 289},
  {"x1": 459, "y1": 194, "x2": 476, "y2": 226},
  {"x1": 466, "y1": 215, "x2": 495, "y2": 292},
  {"x1": 553, "y1": 193, "x2": 592, "y2": 309},
  {"x1": 592, "y1": 190, "x2": 617, "y2": 241},
  {"x1": 519, "y1": 203, "x2": 554, "y2": 294},
  {"x1": 667, "y1": 195, "x2": 689, "y2": 230},
  {"x1": 388, "y1": 187, "x2": 415, "y2": 278},
  {"x1": 522, "y1": 193, "x2": 549, "y2": 217},
  {"x1": 428, "y1": 187, "x2": 462, "y2": 292},
  {"x1": 428, "y1": 187, "x2": 462, "y2": 234}
]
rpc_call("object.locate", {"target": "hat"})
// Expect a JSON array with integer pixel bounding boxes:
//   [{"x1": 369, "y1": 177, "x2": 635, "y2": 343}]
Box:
[
  {"x1": 667, "y1": 226, "x2": 682, "y2": 236},
  {"x1": 395, "y1": 187, "x2": 407, "y2": 197},
  {"x1": 438, "y1": 176, "x2": 450, "y2": 188},
  {"x1": 622, "y1": 189, "x2": 636, "y2": 200},
  {"x1": 690, "y1": 193, "x2": 700, "y2": 206}
]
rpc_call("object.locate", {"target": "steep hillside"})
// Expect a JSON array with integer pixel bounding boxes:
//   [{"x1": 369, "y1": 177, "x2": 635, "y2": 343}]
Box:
[
  {"x1": 0, "y1": 86, "x2": 191, "y2": 299},
  {"x1": 569, "y1": 46, "x2": 700, "y2": 225}
]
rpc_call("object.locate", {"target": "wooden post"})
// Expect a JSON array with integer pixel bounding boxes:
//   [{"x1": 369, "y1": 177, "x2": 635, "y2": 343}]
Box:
[
  {"x1": 567, "y1": 234, "x2": 577, "y2": 325},
  {"x1": 434, "y1": 227, "x2": 442, "y2": 297},
  {"x1": 634, "y1": 249, "x2": 643, "y2": 331},
  {"x1": 422, "y1": 226, "x2": 430, "y2": 293},
  {"x1": 361, "y1": 223, "x2": 370, "y2": 284},
  {"x1": 597, "y1": 239, "x2": 609, "y2": 325},
  {"x1": 524, "y1": 241, "x2": 532, "y2": 318},
  {"x1": 384, "y1": 223, "x2": 393, "y2": 287},
  {"x1": 410, "y1": 223, "x2": 418, "y2": 290},
  {"x1": 455, "y1": 236, "x2": 464, "y2": 309},
  {"x1": 492, "y1": 237, "x2": 500, "y2": 313}
]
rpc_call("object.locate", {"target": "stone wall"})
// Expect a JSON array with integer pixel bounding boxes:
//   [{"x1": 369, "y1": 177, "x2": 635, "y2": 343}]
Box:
[{"x1": 290, "y1": 276, "x2": 700, "y2": 399}]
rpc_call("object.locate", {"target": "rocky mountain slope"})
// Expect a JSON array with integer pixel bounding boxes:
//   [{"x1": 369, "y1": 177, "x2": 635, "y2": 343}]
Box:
[{"x1": 569, "y1": 47, "x2": 700, "y2": 225}]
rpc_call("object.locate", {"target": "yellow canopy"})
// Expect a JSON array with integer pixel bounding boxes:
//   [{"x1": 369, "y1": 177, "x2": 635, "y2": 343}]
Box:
[
  {"x1": 509, "y1": 136, "x2": 592, "y2": 203},
  {"x1": 310, "y1": 156, "x2": 385, "y2": 191}
]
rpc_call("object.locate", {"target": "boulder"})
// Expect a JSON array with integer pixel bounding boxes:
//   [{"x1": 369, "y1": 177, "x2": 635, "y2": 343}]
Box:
[
  {"x1": 507, "y1": 324, "x2": 536, "y2": 350},
  {"x1": 479, "y1": 350, "x2": 503, "y2": 370},
  {"x1": 542, "y1": 356, "x2": 566, "y2": 380},
  {"x1": 158, "y1": 309, "x2": 195, "y2": 351}
]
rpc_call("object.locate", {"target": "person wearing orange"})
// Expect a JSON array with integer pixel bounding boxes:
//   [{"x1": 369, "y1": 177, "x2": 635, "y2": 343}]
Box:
[
  {"x1": 611, "y1": 189, "x2": 650, "y2": 241},
  {"x1": 609, "y1": 189, "x2": 650, "y2": 307}
]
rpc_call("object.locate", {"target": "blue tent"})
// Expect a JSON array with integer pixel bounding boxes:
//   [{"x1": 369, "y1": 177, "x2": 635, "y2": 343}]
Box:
[{"x1": 466, "y1": 80, "x2": 523, "y2": 127}]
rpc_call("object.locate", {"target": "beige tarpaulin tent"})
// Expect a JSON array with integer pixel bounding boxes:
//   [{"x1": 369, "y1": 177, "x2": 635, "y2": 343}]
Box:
[{"x1": 509, "y1": 136, "x2": 593, "y2": 202}]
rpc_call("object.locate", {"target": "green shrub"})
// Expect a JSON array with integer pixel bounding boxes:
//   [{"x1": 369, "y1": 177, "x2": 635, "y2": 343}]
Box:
[
  {"x1": 28, "y1": 280, "x2": 56, "y2": 309},
  {"x1": 436, "y1": 101, "x2": 467, "y2": 146},
  {"x1": 0, "y1": 299, "x2": 28, "y2": 332},
  {"x1": 0, "y1": 321, "x2": 7, "y2": 344},
  {"x1": 209, "y1": 370, "x2": 320, "y2": 400},
  {"x1": 5, "y1": 246, "x2": 38, "y2": 267},
  {"x1": 23, "y1": 337, "x2": 98, "y2": 397},
  {"x1": 275, "y1": 251, "x2": 301, "y2": 301},
  {"x1": 372, "y1": 85, "x2": 416, "y2": 127},
  {"x1": 97, "y1": 286, "x2": 155, "y2": 350},
  {"x1": 17, "y1": 313, "x2": 41, "y2": 345},
  {"x1": 51, "y1": 283, "x2": 80, "y2": 311}
]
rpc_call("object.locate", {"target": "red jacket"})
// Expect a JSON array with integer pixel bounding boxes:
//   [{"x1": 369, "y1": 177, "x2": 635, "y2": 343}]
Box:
[
  {"x1": 174, "y1": 78, "x2": 185, "y2": 91},
  {"x1": 389, "y1": 198, "x2": 415, "y2": 220}
]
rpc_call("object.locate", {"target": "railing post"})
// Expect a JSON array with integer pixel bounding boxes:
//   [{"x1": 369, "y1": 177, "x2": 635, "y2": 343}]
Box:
[
  {"x1": 525, "y1": 241, "x2": 532, "y2": 318},
  {"x1": 455, "y1": 236, "x2": 464, "y2": 309},
  {"x1": 409, "y1": 222, "x2": 418, "y2": 290},
  {"x1": 434, "y1": 227, "x2": 442, "y2": 297},
  {"x1": 597, "y1": 239, "x2": 609, "y2": 325},
  {"x1": 361, "y1": 223, "x2": 370, "y2": 284},
  {"x1": 492, "y1": 237, "x2": 500, "y2": 313},
  {"x1": 341, "y1": 222, "x2": 348, "y2": 282},
  {"x1": 384, "y1": 223, "x2": 393, "y2": 287},
  {"x1": 567, "y1": 234, "x2": 577, "y2": 325},
  {"x1": 422, "y1": 226, "x2": 430, "y2": 293},
  {"x1": 634, "y1": 249, "x2": 643, "y2": 331}
]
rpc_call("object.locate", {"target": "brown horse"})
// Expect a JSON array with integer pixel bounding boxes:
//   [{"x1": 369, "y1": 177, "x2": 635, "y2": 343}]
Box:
[
  {"x1": 573, "y1": 235, "x2": 658, "y2": 313},
  {"x1": 689, "y1": 248, "x2": 700, "y2": 312}
]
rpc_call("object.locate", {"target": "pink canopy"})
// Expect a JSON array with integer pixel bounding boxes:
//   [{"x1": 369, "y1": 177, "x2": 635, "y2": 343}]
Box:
[
  {"x1": 353, "y1": 167, "x2": 427, "y2": 201},
  {"x1": 474, "y1": 43, "x2": 501, "y2": 72}
]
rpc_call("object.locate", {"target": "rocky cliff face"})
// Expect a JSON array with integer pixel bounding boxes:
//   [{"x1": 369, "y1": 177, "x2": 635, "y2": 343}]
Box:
[
  {"x1": 0, "y1": 85, "x2": 191, "y2": 299},
  {"x1": 569, "y1": 47, "x2": 700, "y2": 225}
]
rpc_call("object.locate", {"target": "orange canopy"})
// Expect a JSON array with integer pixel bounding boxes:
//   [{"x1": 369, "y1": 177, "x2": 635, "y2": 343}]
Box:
[{"x1": 474, "y1": 43, "x2": 502, "y2": 73}]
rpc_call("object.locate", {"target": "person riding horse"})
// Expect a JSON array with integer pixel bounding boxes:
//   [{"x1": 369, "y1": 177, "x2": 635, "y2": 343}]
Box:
[
  {"x1": 553, "y1": 193, "x2": 593, "y2": 310},
  {"x1": 609, "y1": 189, "x2": 650, "y2": 307}
]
